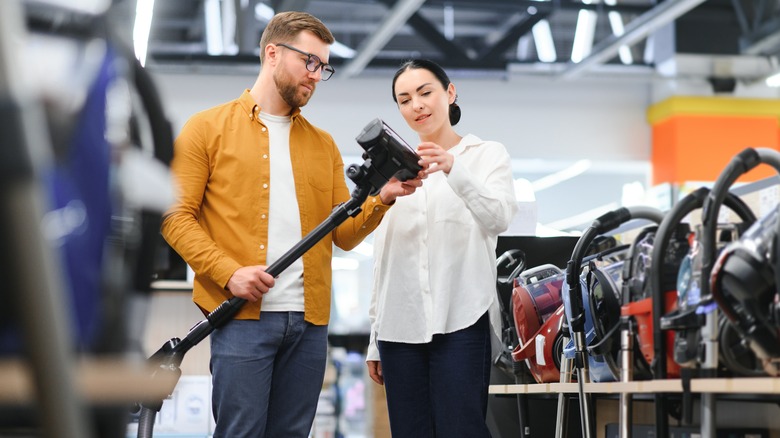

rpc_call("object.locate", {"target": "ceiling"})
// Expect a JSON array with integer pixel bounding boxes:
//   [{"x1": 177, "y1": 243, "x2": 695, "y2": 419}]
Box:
[{"x1": 133, "y1": 0, "x2": 780, "y2": 82}]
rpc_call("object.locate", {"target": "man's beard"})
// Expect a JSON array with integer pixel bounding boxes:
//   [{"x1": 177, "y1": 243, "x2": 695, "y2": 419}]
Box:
[{"x1": 274, "y1": 68, "x2": 314, "y2": 109}]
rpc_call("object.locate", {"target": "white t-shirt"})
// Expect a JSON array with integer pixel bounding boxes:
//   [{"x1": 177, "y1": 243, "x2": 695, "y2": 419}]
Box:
[
  {"x1": 367, "y1": 134, "x2": 518, "y2": 360},
  {"x1": 257, "y1": 111, "x2": 304, "y2": 311}
]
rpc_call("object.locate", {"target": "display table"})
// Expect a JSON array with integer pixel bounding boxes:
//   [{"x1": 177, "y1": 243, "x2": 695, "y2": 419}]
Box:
[
  {"x1": 490, "y1": 378, "x2": 780, "y2": 438},
  {"x1": 0, "y1": 358, "x2": 177, "y2": 404},
  {"x1": 489, "y1": 377, "x2": 780, "y2": 395}
]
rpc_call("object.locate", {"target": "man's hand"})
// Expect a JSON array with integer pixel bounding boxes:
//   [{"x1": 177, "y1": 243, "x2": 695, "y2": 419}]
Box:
[
  {"x1": 378, "y1": 172, "x2": 425, "y2": 205},
  {"x1": 226, "y1": 266, "x2": 275, "y2": 302},
  {"x1": 367, "y1": 360, "x2": 384, "y2": 385}
]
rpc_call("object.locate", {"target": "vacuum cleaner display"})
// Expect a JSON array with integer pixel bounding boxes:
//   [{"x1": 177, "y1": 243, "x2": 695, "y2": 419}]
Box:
[
  {"x1": 709, "y1": 148, "x2": 780, "y2": 377},
  {"x1": 648, "y1": 188, "x2": 709, "y2": 381},
  {"x1": 1, "y1": 3, "x2": 176, "y2": 437},
  {"x1": 658, "y1": 187, "x2": 765, "y2": 377},
  {"x1": 713, "y1": 207, "x2": 780, "y2": 375},
  {"x1": 492, "y1": 236, "x2": 581, "y2": 385},
  {"x1": 511, "y1": 264, "x2": 567, "y2": 383},
  {"x1": 691, "y1": 147, "x2": 780, "y2": 438},
  {"x1": 620, "y1": 223, "x2": 688, "y2": 379},
  {"x1": 562, "y1": 206, "x2": 664, "y2": 384},
  {"x1": 136, "y1": 119, "x2": 422, "y2": 438},
  {"x1": 562, "y1": 245, "x2": 647, "y2": 383},
  {"x1": 0, "y1": 13, "x2": 173, "y2": 356},
  {"x1": 563, "y1": 206, "x2": 664, "y2": 438},
  {"x1": 649, "y1": 186, "x2": 765, "y2": 438},
  {"x1": 494, "y1": 249, "x2": 533, "y2": 382}
]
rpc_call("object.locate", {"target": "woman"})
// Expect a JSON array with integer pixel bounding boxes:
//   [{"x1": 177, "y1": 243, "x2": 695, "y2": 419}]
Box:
[{"x1": 366, "y1": 59, "x2": 518, "y2": 437}]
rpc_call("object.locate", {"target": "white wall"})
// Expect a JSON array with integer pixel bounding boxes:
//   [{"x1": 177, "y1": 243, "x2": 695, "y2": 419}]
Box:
[
  {"x1": 151, "y1": 70, "x2": 653, "y2": 162},
  {"x1": 147, "y1": 69, "x2": 780, "y2": 225},
  {"x1": 151, "y1": 70, "x2": 655, "y2": 226}
]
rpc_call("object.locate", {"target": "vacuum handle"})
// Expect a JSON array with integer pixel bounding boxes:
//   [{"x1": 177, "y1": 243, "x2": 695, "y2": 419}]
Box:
[{"x1": 206, "y1": 194, "x2": 365, "y2": 329}]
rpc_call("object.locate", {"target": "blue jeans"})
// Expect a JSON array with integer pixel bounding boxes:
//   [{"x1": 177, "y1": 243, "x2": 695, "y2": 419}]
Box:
[
  {"x1": 209, "y1": 312, "x2": 328, "y2": 438},
  {"x1": 377, "y1": 312, "x2": 492, "y2": 438}
]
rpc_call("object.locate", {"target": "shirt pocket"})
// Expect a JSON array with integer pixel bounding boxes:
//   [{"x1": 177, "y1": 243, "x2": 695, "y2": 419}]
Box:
[{"x1": 304, "y1": 150, "x2": 334, "y2": 192}]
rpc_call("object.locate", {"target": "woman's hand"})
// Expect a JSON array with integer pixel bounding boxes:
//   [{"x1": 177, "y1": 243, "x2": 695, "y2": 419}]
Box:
[
  {"x1": 416, "y1": 142, "x2": 454, "y2": 174},
  {"x1": 367, "y1": 360, "x2": 384, "y2": 385},
  {"x1": 378, "y1": 173, "x2": 424, "y2": 205}
]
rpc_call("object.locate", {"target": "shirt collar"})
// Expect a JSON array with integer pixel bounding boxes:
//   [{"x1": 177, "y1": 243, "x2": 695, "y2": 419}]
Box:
[
  {"x1": 450, "y1": 133, "x2": 483, "y2": 155},
  {"x1": 238, "y1": 89, "x2": 302, "y2": 122}
]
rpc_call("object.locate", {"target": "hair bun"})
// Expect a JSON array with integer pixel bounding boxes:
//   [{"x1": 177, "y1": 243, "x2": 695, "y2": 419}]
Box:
[{"x1": 449, "y1": 102, "x2": 461, "y2": 126}]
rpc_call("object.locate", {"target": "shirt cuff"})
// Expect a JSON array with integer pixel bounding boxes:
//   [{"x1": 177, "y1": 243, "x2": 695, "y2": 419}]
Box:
[{"x1": 367, "y1": 194, "x2": 393, "y2": 212}]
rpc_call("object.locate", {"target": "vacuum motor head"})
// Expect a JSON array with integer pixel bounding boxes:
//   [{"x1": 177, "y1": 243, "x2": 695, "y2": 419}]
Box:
[
  {"x1": 712, "y1": 207, "x2": 780, "y2": 375},
  {"x1": 352, "y1": 118, "x2": 423, "y2": 192}
]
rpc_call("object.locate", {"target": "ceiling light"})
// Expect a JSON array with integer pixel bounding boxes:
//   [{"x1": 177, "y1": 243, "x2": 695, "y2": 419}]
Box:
[
  {"x1": 341, "y1": 0, "x2": 427, "y2": 78},
  {"x1": 571, "y1": 4, "x2": 597, "y2": 63},
  {"x1": 561, "y1": 0, "x2": 706, "y2": 79},
  {"x1": 532, "y1": 19, "x2": 556, "y2": 63},
  {"x1": 443, "y1": 4, "x2": 455, "y2": 41},
  {"x1": 35, "y1": 0, "x2": 109, "y2": 14},
  {"x1": 254, "y1": 3, "x2": 275, "y2": 21},
  {"x1": 331, "y1": 41, "x2": 356, "y2": 58},
  {"x1": 607, "y1": 11, "x2": 633, "y2": 64},
  {"x1": 205, "y1": 0, "x2": 224, "y2": 55},
  {"x1": 133, "y1": 0, "x2": 155, "y2": 67},
  {"x1": 766, "y1": 72, "x2": 780, "y2": 87}
]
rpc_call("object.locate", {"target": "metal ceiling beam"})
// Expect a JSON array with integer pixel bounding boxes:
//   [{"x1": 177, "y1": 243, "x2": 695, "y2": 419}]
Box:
[
  {"x1": 272, "y1": 0, "x2": 311, "y2": 12},
  {"x1": 478, "y1": 10, "x2": 550, "y2": 63},
  {"x1": 741, "y1": 17, "x2": 780, "y2": 55},
  {"x1": 424, "y1": 0, "x2": 651, "y2": 14},
  {"x1": 234, "y1": 0, "x2": 261, "y2": 54},
  {"x1": 559, "y1": 0, "x2": 707, "y2": 80},
  {"x1": 340, "y1": 0, "x2": 426, "y2": 78},
  {"x1": 405, "y1": 10, "x2": 473, "y2": 63},
  {"x1": 731, "y1": 0, "x2": 780, "y2": 59},
  {"x1": 730, "y1": 0, "x2": 751, "y2": 34}
]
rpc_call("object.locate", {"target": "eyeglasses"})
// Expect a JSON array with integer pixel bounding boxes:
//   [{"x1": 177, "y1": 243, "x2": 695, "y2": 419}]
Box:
[{"x1": 276, "y1": 43, "x2": 335, "y2": 81}]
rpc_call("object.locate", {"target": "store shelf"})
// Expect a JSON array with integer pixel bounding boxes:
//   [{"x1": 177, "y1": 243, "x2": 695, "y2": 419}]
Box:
[
  {"x1": 489, "y1": 377, "x2": 780, "y2": 395},
  {"x1": 0, "y1": 358, "x2": 177, "y2": 404},
  {"x1": 150, "y1": 280, "x2": 192, "y2": 291}
]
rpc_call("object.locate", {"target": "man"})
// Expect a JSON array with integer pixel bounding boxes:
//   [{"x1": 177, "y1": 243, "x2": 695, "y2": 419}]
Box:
[{"x1": 161, "y1": 11, "x2": 421, "y2": 438}]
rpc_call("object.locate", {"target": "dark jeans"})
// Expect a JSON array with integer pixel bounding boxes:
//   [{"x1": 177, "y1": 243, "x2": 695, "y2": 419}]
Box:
[
  {"x1": 209, "y1": 312, "x2": 328, "y2": 438},
  {"x1": 377, "y1": 312, "x2": 492, "y2": 438}
]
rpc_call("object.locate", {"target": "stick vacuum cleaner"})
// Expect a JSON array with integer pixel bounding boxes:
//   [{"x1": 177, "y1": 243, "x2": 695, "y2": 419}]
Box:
[
  {"x1": 651, "y1": 186, "x2": 758, "y2": 436},
  {"x1": 699, "y1": 148, "x2": 780, "y2": 437},
  {"x1": 135, "y1": 118, "x2": 422, "y2": 438},
  {"x1": 563, "y1": 206, "x2": 664, "y2": 438}
]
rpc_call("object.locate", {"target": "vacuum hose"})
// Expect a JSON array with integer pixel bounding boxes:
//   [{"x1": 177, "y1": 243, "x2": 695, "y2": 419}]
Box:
[{"x1": 137, "y1": 408, "x2": 157, "y2": 438}]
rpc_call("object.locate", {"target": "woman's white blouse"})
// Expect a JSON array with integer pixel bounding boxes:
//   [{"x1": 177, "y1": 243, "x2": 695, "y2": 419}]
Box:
[{"x1": 367, "y1": 134, "x2": 518, "y2": 361}]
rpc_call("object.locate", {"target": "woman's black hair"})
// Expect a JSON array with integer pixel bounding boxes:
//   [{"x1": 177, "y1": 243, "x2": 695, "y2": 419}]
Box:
[{"x1": 391, "y1": 59, "x2": 461, "y2": 126}]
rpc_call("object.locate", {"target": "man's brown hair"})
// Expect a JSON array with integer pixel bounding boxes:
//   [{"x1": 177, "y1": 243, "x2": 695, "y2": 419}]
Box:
[{"x1": 259, "y1": 11, "x2": 334, "y2": 63}]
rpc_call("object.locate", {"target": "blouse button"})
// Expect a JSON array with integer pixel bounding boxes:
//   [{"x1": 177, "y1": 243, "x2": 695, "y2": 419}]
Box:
[{"x1": 263, "y1": 183, "x2": 268, "y2": 189}]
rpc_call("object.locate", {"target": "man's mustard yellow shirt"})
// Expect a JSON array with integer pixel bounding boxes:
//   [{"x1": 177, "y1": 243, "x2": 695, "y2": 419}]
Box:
[{"x1": 162, "y1": 90, "x2": 391, "y2": 324}]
